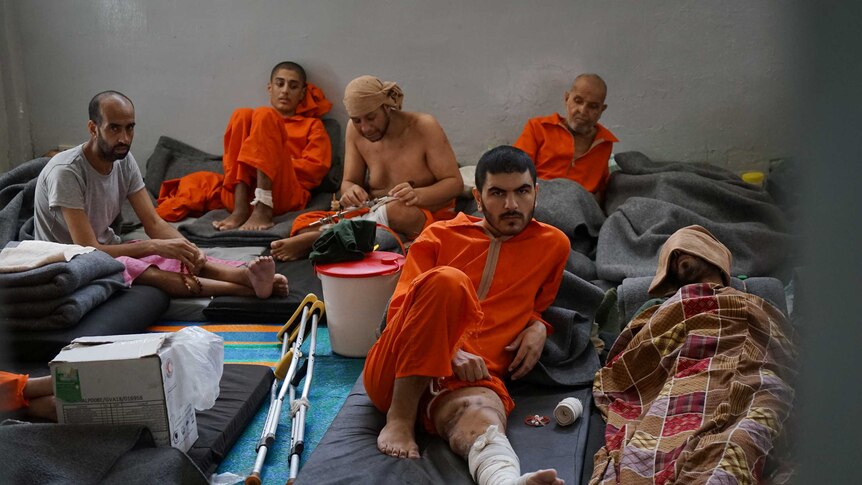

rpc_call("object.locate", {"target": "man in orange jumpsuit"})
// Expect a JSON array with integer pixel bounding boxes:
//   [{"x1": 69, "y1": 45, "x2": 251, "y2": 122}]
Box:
[
  {"x1": 363, "y1": 146, "x2": 569, "y2": 485},
  {"x1": 514, "y1": 73, "x2": 618, "y2": 197},
  {"x1": 212, "y1": 61, "x2": 332, "y2": 231}
]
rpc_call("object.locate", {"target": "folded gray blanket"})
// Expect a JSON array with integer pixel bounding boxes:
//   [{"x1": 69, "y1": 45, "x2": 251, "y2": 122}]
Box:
[
  {"x1": 0, "y1": 249, "x2": 125, "y2": 300},
  {"x1": 534, "y1": 178, "x2": 606, "y2": 256},
  {"x1": 597, "y1": 151, "x2": 793, "y2": 283},
  {"x1": 523, "y1": 270, "x2": 604, "y2": 387},
  {"x1": 1, "y1": 276, "x2": 126, "y2": 330},
  {"x1": 0, "y1": 421, "x2": 207, "y2": 485},
  {"x1": 0, "y1": 157, "x2": 47, "y2": 247},
  {"x1": 179, "y1": 191, "x2": 333, "y2": 247}
]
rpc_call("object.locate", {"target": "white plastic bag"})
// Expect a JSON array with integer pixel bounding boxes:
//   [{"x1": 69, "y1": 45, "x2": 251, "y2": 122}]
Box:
[{"x1": 169, "y1": 326, "x2": 224, "y2": 411}]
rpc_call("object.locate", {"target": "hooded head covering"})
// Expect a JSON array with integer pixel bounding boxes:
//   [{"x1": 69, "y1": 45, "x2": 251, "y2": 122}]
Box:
[
  {"x1": 294, "y1": 82, "x2": 333, "y2": 118},
  {"x1": 648, "y1": 225, "x2": 732, "y2": 297},
  {"x1": 343, "y1": 75, "x2": 404, "y2": 117}
]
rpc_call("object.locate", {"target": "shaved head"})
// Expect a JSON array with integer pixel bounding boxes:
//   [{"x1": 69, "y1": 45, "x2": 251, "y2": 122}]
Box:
[
  {"x1": 270, "y1": 61, "x2": 306, "y2": 86},
  {"x1": 572, "y1": 73, "x2": 607, "y2": 103}
]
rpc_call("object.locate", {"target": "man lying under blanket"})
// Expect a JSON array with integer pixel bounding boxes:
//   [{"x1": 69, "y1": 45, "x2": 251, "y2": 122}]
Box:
[{"x1": 591, "y1": 225, "x2": 797, "y2": 484}]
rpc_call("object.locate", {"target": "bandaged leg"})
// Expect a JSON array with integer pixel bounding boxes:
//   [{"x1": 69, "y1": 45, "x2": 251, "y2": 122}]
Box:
[
  {"x1": 468, "y1": 425, "x2": 530, "y2": 485},
  {"x1": 359, "y1": 203, "x2": 389, "y2": 226},
  {"x1": 251, "y1": 188, "x2": 273, "y2": 208}
]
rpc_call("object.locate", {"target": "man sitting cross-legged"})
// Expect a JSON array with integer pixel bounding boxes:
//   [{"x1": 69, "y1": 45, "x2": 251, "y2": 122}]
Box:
[
  {"x1": 362, "y1": 146, "x2": 568, "y2": 485},
  {"x1": 270, "y1": 75, "x2": 462, "y2": 261}
]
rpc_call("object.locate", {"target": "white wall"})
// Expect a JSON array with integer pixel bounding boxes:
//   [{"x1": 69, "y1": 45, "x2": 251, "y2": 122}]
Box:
[{"x1": 7, "y1": 1, "x2": 800, "y2": 172}]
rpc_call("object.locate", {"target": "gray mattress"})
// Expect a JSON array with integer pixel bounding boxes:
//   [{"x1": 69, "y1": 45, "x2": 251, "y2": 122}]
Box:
[{"x1": 295, "y1": 376, "x2": 592, "y2": 485}]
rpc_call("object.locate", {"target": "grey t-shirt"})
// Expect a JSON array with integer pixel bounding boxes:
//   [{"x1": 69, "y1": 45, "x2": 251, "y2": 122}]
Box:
[{"x1": 34, "y1": 144, "x2": 145, "y2": 245}]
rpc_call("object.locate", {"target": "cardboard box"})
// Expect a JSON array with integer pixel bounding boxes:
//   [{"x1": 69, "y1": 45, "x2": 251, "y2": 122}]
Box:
[{"x1": 50, "y1": 333, "x2": 198, "y2": 452}]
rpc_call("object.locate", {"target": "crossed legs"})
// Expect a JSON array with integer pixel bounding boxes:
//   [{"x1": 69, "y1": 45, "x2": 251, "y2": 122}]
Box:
[{"x1": 135, "y1": 256, "x2": 288, "y2": 298}]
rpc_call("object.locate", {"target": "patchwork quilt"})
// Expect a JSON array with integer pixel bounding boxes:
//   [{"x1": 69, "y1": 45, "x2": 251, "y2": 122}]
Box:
[{"x1": 591, "y1": 284, "x2": 796, "y2": 484}]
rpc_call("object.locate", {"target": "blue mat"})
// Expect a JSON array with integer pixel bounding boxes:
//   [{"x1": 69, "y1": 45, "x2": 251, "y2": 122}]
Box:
[{"x1": 151, "y1": 322, "x2": 365, "y2": 483}]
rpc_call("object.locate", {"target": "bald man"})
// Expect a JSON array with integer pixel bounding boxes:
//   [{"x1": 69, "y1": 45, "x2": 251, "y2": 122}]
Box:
[
  {"x1": 271, "y1": 75, "x2": 462, "y2": 261},
  {"x1": 514, "y1": 73, "x2": 618, "y2": 196}
]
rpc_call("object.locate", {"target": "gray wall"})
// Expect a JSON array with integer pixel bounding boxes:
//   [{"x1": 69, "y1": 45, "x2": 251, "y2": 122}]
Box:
[
  {"x1": 1, "y1": 0, "x2": 32, "y2": 172},
  {"x1": 5, "y1": 1, "x2": 799, "y2": 172}
]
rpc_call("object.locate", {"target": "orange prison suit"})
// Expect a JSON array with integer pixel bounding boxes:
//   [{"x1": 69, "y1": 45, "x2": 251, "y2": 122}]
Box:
[
  {"x1": 156, "y1": 84, "x2": 332, "y2": 222},
  {"x1": 287, "y1": 201, "x2": 457, "y2": 237},
  {"x1": 0, "y1": 371, "x2": 29, "y2": 412},
  {"x1": 363, "y1": 213, "x2": 570, "y2": 434},
  {"x1": 514, "y1": 113, "x2": 618, "y2": 194}
]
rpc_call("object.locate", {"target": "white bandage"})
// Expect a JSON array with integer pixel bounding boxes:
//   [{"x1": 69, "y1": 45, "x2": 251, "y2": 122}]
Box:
[
  {"x1": 250, "y1": 188, "x2": 273, "y2": 208},
  {"x1": 467, "y1": 425, "x2": 529, "y2": 485},
  {"x1": 358, "y1": 203, "x2": 389, "y2": 227},
  {"x1": 554, "y1": 397, "x2": 583, "y2": 426}
]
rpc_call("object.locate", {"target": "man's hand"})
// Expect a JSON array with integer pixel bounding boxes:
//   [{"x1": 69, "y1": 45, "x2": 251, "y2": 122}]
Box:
[
  {"x1": 451, "y1": 349, "x2": 490, "y2": 382},
  {"x1": 389, "y1": 182, "x2": 420, "y2": 207},
  {"x1": 505, "y1": 321, "x2": 547, "y2": 380},
  {"x1": 340, "y1": 184, "x2": 369, "y2": 208},
  {"x1": 150, "y1": 238, "x2": 203, "y2": 270}
]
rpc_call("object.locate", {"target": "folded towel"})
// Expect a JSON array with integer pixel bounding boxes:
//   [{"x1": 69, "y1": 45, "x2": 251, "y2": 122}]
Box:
[{"x1": 0, "y1": 240, "x2": 95, "y2": 273}]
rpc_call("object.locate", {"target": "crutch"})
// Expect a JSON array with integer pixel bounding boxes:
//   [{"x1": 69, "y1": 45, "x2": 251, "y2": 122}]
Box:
[
  {"x1": 246, "y1": 294, "x2": 319, "y2": 485},
  {"x1": 286, "y1": 299, "x2": 325, "y2": 484}
]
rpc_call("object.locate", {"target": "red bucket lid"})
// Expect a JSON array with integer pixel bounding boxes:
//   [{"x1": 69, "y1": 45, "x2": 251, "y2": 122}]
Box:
[{"x1": 315, "y1": 251, "x2": 405, "y2": 278}]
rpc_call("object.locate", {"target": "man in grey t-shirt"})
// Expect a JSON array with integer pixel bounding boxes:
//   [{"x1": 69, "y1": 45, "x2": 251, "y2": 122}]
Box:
[{"x1": 33, "y1": 91, "x2": 287, "y2": 299}]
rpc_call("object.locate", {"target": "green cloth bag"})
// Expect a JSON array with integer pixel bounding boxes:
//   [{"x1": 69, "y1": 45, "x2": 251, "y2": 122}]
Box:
[{"x1": 309, "y1": 219, "x2": 377, "y2": 265}]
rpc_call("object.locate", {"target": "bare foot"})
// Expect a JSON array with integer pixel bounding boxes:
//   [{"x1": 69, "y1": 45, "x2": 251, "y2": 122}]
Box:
[
  {"x1": 246, "y1": 256, "x2": 276, "y2": 299},
  {"x1": 271, "y1": 231, "x2": 318, "y2": 261},
  {"x1": 213, "y1": 209, "x2": 249, "y2": 231},
  {"x1": 377, "y1": 418, "x2": 420, "y2": 459},
  {"x1": 239, "y1": 204, "x2": 274, "y2": 231},
  {"x1": 524, "y1": 469, "x2": 564, "y2": 485},
  {"x1": 272, "y1": 274, "x2": 289, "y2": 297}
]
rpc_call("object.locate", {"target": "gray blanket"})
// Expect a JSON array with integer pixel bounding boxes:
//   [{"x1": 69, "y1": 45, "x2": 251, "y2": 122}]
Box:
[
  {"x1": 0, "y1": 421, "x2": 207, "y2": 485},
  {"x1": 523, "y1": 270, "x2": 604, "y2": 387},
  {"x1": 0, "y1": 249, "x2": 125, "y2": 300},
  {"x1": 1, "y1": 276, "x2": 126, "y2": 330},
  {"x1": 178, "y1": 190, "x2": 333, "y2": 247},
  {"x1": 0, "y1": 157, "x2": 47, "y2": 247},
  {"x1": 596, "y1": 151, "x2": 793, "y2": 283},
  {"x1": 532, "y1": 178, "x2": 606, "y2": 281}
]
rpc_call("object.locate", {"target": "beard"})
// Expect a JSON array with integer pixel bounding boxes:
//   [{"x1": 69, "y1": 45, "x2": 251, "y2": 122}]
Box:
[
  {"x1": 96, "y1": 134, "x2": 129, "y2": 161},
  {"x1": 483, "y1": 207, "x2": 534, "y2": 237},
  {"x1": 363, "y1": 110, "x2": 390, "y2": 142},
  {"x1": 567, "y1": 118, "x2": 595, "y2": 136}
]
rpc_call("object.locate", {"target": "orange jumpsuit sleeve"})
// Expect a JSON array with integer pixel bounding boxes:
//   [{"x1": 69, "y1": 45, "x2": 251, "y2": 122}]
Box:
[
  {"x1": 513, "y1": 119, "x2": 541, "y2": 163},
  {"x1": 0, "y1": 371, "x2": 29, "y2": 412}
]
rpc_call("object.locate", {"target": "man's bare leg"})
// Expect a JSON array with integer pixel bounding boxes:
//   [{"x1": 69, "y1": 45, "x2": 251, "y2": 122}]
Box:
[
  {"x1": 197, "y1": 256, "x2": 289, "y2": 298},
  {"x1": 135, "y1": 263, "x2": 286, "y2": 299},
  {"x1": 213, "y1": 182, "x2": 252, "y2": 230},
  {"x1": 23, "y1": 376, "x2": 57, "y2": 421},
  {"x1": 433, "y1": 387, "x2": 563, "y2": 485},
  {"x1": 239, "y1": 169, "x2": 275, "y2": 231},
  {"x1": 386, "y1": 202, "x2": 428, "y2": 240},
  {"x1": 378, "y1": 375, "x2": 430, "y2": 459},
  {"x1": 271, "y1": 230, "x2": 320, "y2": 261}
]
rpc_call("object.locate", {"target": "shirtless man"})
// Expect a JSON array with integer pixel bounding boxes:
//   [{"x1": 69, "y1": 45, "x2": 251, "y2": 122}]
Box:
[
  {"x1": 514, "y1": 73, "x2": 618, "y2": 197},
  {"x1": 363, "y1": 146, "x2": 567, "y2": 484},
  {"x1": 34, "y1": 91, "x2": 287, "y2": 299},
  {"x1": 270, "y1": 75, "x2": 462, "y2": 261}
]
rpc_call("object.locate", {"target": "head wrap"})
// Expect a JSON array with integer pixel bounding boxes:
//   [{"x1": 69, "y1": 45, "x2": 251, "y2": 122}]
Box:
[
  {"x1": 343, "y1": 75, "x2": 403, "y2": 117},
  {"x1": 648, "y1": 225, "x2": 732, "y2": 297}
]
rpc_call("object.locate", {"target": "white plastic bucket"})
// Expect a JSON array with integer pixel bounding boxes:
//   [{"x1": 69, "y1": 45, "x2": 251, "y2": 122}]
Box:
[{"x1": 315, "y1": 251, "x2": 405, "y2": 357}]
